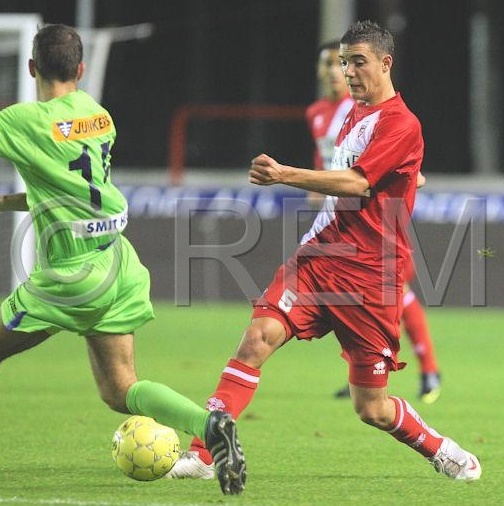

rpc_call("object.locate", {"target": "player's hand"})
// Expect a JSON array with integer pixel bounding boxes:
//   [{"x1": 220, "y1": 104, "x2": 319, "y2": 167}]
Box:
[
  {"x1": 249, "y1": 153, "x2": 284, "y2": 186},
  {"x1": 0, "y1": 192, "x2": 28, "y2": 212},
  {"x1": 416, "y1": 172, "x2": 426, "y2": 188}
]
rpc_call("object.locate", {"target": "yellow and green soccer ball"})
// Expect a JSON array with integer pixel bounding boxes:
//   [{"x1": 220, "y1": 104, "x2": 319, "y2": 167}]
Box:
[{"x1": 111, "y1": 415, "x2": 180, "y2": 481}]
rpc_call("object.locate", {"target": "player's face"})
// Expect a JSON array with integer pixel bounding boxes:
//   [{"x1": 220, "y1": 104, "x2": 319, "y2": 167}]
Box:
[
  {"x1": 339, "y1": 42, "x2": 392, "y2": 105},
  {"x1": 317, "y1": 48, "x2": 348, "y2": 100}
]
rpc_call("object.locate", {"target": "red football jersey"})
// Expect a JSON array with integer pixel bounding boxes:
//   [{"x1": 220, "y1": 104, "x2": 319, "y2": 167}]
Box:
[
  {"x1": 301, "y1": 93, "x2": 424, "y2": 293},
  {"x1": 305, "y1": 95, "x2": 354, "y2": 169}
]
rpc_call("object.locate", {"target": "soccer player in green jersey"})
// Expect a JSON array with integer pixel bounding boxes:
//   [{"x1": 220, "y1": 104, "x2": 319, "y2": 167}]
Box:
[{"x1": 0, "y1": 24, "x2": 246, "y2": 495}]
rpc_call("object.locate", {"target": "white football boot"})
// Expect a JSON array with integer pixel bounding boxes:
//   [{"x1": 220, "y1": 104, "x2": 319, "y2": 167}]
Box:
[
  {"x1": 165, "y1": 450, "x2": 215, "y2": 480},
  {"x1": 429, "y1": 438, "x2": 482, "y2": 480}
]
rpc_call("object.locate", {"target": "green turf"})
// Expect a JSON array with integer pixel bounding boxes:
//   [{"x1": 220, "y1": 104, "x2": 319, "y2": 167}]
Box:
[{"x1": 0, "y1": 303, "x2": 502, "y2": 505}]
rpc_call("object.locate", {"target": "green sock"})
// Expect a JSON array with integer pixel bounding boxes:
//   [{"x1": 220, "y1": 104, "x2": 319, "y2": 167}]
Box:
[{"x1": 125, "y1": 380, "x2": 209, "y2": 440}]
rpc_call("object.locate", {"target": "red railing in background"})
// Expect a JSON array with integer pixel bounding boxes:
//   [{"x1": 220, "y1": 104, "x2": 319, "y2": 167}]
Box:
[{"x1": 167, "y1": 103, "x2": 307, "y2": 185}]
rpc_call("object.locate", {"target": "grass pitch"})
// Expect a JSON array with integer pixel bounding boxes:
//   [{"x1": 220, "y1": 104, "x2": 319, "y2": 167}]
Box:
[{"x1": 0, "y1": 303, "x2": 502, "y2": 505}]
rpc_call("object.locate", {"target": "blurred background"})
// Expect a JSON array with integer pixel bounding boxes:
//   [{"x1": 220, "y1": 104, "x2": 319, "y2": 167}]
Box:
[
  {"x1": 0, "y1": 0, "x2": 503, "y2": 305},
  {"x1": 3, "y1": 0, "x2": 504, "y2": 174}
]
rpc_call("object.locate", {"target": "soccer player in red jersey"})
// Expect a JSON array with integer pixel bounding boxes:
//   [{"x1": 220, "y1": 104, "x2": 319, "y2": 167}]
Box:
[
  {"x1": 168, "y1": 20, "x2": 480, "y2": 482},
  {"x1": 307, "y1": 40, "x2": 441, "y2": 402}
]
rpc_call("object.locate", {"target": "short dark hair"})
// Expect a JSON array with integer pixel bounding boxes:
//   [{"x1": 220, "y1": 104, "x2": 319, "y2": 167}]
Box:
[
  {"x1": 341, "y1": 20, "x2": 395, "y2": 57},
  {"x1": 32, "y1": 24, "x2": 83, "y2": 81},
  {"x1": 317, "y1": 39, "x2": 340, "y2": 56}
]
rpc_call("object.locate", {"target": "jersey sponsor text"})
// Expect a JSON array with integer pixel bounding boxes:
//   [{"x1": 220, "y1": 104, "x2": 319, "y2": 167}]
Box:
[
  {"x1": 70, "y1": 209, "x2": 128, "y2": 238},
  {"x1": 53, "y1": 113, "x2": 112, "y2": 141},
  {"x1": 331, "y1": 146, "x2": 361, "y2": 170}
]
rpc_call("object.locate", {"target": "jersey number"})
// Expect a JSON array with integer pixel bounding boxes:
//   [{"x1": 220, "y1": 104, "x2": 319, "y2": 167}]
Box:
[
  {"x1": 68, "y1": 142, "x2": 111, "y2": 210},
  {"x1": 278, "y1": 289, "x2": 297, "y2": 313}
]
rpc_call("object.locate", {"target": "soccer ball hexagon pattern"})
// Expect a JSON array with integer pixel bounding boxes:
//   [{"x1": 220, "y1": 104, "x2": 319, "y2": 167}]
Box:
[{"x1": 111, "y1": 415, "x2": 180, "y2": 481}]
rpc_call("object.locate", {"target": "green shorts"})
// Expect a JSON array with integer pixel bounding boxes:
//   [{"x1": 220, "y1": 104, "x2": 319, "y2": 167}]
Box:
[{"x1": 1, "y1": 235, "x2": 154, "y2": 336}]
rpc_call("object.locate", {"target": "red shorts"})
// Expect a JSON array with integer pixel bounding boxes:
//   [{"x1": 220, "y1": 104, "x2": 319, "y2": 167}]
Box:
[{"x1": 252, "y1": 255, "x2": 405, "y2": 388}]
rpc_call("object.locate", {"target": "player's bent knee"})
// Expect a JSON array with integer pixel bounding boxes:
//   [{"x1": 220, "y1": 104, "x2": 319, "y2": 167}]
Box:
[
  {"x1": 357, "y1": 410, "x2": 379, "y2": 427},
  {"x1": 98, "y1": 386, "x2": 130, "y2": 414},
  {"x1": 249, "y1": 318, "x2": 286, "y2": 347},
  {"x1": 245, "y1": 325, "x2": 269, "y2": 346},
  {"x1": 354, "y1": 404, "x2": 391, "y2": 429},
  {"x1": 235, "y1": 322, "x2": 284, "y2": 367},
  {"x1": 102, "y1": 395, "x2": 129, "y2": 414}
]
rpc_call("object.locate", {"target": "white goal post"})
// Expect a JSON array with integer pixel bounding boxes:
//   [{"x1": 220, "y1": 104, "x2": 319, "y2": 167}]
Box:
[
  {"x1": 79, "y1": 22, "x2": 153, "y2": 103},
  {"x1": 0, "y1": 14, "x2": 40, "y2": 290}
]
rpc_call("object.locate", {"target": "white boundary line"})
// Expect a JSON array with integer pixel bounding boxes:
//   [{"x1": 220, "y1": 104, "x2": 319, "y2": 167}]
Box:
[{"x1": 0, "y1": 498, "x2": 206, "y2": 506}]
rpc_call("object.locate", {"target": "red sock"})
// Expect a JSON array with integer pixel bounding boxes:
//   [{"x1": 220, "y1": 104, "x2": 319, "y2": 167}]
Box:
[
  {"x1": 190, "y1": 358, "x2": 261, "y2": 464},
  {"x1": 402, "y1": 292, "x2": 438, "y2": 373},
  {"x1": 387, "y1": 396, "x2": 443, "y2": 457}
]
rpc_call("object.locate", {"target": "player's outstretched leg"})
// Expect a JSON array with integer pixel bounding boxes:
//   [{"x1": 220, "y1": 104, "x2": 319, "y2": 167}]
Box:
[
  {"x1": 204, "y1": 411, "x2": 246, "y2": 495},
  {"x1": 387, "y1": 397, "x2": 481, "y2": 481},
  {"x1": 428, "y1": 438, "x2": 482, "y2": 480}
]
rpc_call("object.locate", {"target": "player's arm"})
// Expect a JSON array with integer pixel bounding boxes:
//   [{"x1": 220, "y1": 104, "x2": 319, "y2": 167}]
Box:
[
  {"x1": 249, "y1": 153, "x2": 369, "y2": 197},
  {"x1": 306, "y1": 166, "x2": 327, "y2": 209},
  {"x1": 0, "y1": 193, "x2": 28, "y2": 211}
]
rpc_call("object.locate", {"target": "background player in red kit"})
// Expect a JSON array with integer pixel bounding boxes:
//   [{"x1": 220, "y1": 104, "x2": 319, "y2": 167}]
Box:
[
  {"x1": 168, "y1": 20, "x2": 481, "y2": 482},
  {"x1": 306, "y1": 40, "x2": 441, "y2": 402},
  {"x1": 305, "y1": 39, "x2": 354, "y2": 207}
]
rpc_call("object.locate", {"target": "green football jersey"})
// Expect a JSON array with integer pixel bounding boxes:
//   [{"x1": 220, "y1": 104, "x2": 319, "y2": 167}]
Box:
[{"x1": 0, "y1": 90, "x2": 127, "y2": 264}]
